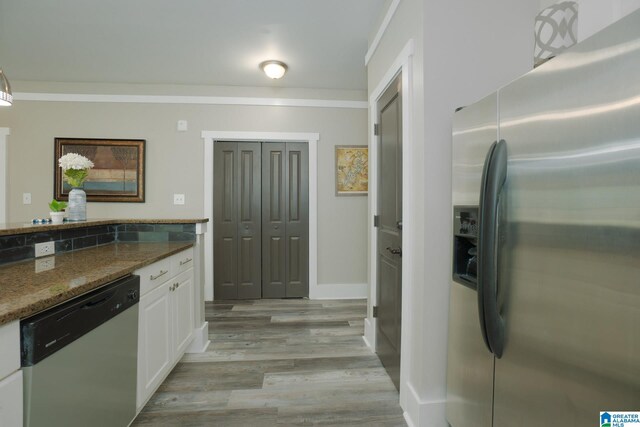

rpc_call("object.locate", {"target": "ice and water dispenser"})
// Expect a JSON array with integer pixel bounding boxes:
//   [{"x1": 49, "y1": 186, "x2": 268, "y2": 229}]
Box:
[{"x1": 452, "y1": 206, "x2": 479, "y2": 289}]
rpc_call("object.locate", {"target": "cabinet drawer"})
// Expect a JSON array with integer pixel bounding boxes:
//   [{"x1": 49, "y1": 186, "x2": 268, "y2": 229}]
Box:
[
  {"x1": 136, "y1": 257, "x2": 173, "y2": 296},
  {"x1": 0, "y1": 321, "x2": 19, "y2": 380},
  {"x1": 171, "y1": 247, "x2": 194, "y2": 275}
]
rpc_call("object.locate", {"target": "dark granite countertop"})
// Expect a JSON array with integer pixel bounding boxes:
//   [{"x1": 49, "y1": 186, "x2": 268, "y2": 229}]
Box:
[
  {"x1": 0, "y1": 218, "x2": 208, "y2": 237},
  {"x1": 0, "y1": 241, "x2": 193, "y2": 325}
]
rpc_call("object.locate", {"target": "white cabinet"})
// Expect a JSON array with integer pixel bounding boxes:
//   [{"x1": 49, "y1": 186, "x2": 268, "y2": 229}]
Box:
[
  {"x1": 173, "y1": 270, "x2": 195, "y2": 357},
  {"x1": 0, "y1": 321, "x2": 22, "y2": 427},
  {"x1": 136, "y1": 248, "x2": 195, "y2": 411},
  {"x1": 0, "y1": 370, "x2": 22, "y2": 427},
  {"x1": 136, "y1": 280, "x2": 172, "y2": 408},
  {"x1": 172, "y1": 250, "x2": 194, "y2": 276}
]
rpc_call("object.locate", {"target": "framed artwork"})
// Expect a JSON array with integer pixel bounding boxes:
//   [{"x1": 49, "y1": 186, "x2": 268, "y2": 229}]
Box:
[
  {"x1": 54, "y1": 138, "x2": 146, "y2": 202},
  {"x1": 335, "y1": 145, "x2": 368, "y2": 196}
]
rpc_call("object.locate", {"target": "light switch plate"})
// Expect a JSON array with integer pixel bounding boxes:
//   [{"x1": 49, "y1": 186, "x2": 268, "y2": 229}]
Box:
[
  {"x1": 173, "y1": 194, "x2": 185, "y2": 205},
  {"x1": 177, "y1": 120, "x2": 188, "y2": 132},
  {"x1": 23, "y1": 193, "x2": 32, "y2": 204}
]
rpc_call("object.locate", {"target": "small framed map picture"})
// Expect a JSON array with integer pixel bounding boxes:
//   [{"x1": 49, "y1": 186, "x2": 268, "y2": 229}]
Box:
[{"x1": 335, "y1": 145, "x2": 368, "y2": 196}]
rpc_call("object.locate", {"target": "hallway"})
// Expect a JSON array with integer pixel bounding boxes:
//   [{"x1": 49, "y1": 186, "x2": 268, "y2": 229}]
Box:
[{"x1": 133, "y1": 299, "x2": 406, "y2": 426}]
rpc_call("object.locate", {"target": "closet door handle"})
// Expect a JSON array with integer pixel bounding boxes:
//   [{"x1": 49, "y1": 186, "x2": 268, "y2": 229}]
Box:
[{"x1": 386, "y1": 246, "x2": 402, "y2": 256}]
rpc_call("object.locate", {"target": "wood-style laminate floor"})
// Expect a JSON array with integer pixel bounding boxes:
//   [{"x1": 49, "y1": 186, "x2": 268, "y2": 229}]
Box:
[{"x1": 133, "y1": 299, "x2": 406, "y2": 426}]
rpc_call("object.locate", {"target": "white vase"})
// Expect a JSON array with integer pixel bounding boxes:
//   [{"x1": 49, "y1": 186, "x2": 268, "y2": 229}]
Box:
[
  {"x1": 67, "y1": 188, "x2": 87, "y2": 221},
  {"x1": 49, "y1": 211, "x2": 65, "y2": 224}
]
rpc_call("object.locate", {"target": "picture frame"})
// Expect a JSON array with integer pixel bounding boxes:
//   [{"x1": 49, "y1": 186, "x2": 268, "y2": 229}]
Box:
[
  {"x1": 335, "y1": 145, "x2": 368, "y2": 196},
  {"x1": 54, "y1": 138, "x2": 146, "y2": 203}
]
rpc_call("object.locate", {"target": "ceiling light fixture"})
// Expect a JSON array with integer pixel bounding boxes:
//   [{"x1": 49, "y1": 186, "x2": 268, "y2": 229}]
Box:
[
  {"x1": 0, "y1": 69, "x2": 12, "y2": 107},
  {"x1": 260, "y1": 60, "x2": 287, "y2": 79}
]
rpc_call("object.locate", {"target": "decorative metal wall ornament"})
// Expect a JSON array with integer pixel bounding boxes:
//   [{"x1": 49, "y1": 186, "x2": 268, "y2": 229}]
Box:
[{"x1": 534, "y1": 1, "x2": 578, "y2": 67}]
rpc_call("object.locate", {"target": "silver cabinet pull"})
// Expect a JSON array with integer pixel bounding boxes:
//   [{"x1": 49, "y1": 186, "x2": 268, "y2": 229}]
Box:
[
  {"x1": 179, "y1": 257, "x2": 193, "y2": 266},
  {"x1": 150, "y1": 270, "x2": 168, "y2": 280}
]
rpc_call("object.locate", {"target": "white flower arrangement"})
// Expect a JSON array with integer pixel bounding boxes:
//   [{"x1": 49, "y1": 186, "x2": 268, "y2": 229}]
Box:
[
  {"x1": 58, "y1": 153, "x2": 94, "y2": 171},
  {"x1": 58, "y1": 153, "x2": 94, "y2": 188}
]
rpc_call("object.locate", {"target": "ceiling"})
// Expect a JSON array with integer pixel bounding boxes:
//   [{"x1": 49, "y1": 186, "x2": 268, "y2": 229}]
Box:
[{"x1": 0, "y1": 0, "x2": 385, "y2": 92}]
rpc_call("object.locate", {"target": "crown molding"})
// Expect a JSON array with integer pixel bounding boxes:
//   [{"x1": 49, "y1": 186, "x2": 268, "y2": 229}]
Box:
[
  {"x1": 365, "y1": 0, "x2": 402, "y2": 66},
  {"x1": 14, "y1": 92, "x2": 368, "y2": 109}
]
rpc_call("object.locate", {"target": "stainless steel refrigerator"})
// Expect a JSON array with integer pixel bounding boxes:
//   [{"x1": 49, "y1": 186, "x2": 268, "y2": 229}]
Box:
[{"x1": 446, "y1": 9, "x2": 640, "y2": 427}]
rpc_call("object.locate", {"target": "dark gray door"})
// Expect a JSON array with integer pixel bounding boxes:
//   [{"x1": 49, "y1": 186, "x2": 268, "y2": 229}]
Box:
[
  {"x1": 214, "y1": 141, "x2": 308, "y2": 300},
  {"x1": 214, "y1": 142, "x2": 262, "y2": 299},
  {"x1": 262, "y1": 143, "x2": 286, "y2": 297},
  {"x1": 262, "y1": 142, "x2": 309, "y2": 298},
  {"x1": 376, "y1": 74, "x2": 402, "y2": 390}
]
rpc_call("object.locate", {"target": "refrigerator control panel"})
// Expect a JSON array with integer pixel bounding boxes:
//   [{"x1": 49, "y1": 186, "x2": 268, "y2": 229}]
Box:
[{"x1": 453, "y1": 206, "x2": 478, "y2": 289}]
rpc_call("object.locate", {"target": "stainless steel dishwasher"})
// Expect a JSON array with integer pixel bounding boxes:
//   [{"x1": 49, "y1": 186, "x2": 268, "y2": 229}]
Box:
[{"x1": 21, "y1": 274, "x2": 140, "y2": 427}]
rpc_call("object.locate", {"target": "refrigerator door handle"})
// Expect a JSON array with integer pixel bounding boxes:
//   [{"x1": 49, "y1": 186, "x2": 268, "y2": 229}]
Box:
[{"x1": 478, "y1": 139, "x2": 507, "y2": 357}]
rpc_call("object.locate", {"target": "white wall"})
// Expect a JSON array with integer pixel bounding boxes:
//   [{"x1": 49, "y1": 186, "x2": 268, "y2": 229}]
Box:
[
  {"x1": 0, "y1": 84, "x2": 369, "y2": 291},
  {"x1": 0, "y1": 128, "x2": 9, "y2": 224},
  {"x1": 539, "y1": 0, "x2": 640, "y2": 41},
  {"x1": 417, "y1": 1, "x2": 540, "y2": 424},
  {"x1": 367, "y1": 1, "x2": 540, "y2": 425}
]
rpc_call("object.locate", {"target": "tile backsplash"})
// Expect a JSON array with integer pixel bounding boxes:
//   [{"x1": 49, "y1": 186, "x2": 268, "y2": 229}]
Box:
[{"x1": 0, "y1": 223, "x2": 196, "y2": 266}]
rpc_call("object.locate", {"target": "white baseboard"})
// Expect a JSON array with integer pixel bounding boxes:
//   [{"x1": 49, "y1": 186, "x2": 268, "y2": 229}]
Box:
[
  {"x1": 308, "y1": 283, "x2": 368, "y2": 299},
  {"x1": 185, "y1": 321, "x2": 210, "y2": 353},
  {"x1": 364, "y1": 317, "x2": 376, "y2": 350},
  {"x1": 404, "y1": 411, "x2": 417, "y2": 427},
  {"x1": 362, "y1": 335, "x2": 374, "y2": 352},
  {"x1": 403, "y1": 381, "x2": 448, "y2": 427}
]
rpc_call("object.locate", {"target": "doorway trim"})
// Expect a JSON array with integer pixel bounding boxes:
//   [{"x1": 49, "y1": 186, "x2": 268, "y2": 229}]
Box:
[
  {"x1": 365, "y1": 39, "x2": 414, "y2": 407},
  {"x1": 0, "y1": 128, "x2": 10, "y2": 224},
  {"x1": 201, "y1": 131, "x2": 319, "y2": 301}
]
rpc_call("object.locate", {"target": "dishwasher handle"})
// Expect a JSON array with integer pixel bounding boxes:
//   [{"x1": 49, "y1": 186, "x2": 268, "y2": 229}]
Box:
[
  {"x1": 82, "y1": 291, "x2": 116, "y2": 309},
  {"x1": 55, "y1": 289, "x2": 116, "y2": 323}
]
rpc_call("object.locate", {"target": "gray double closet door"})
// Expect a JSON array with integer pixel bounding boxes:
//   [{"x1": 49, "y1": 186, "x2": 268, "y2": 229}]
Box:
[{"x1": 214, "y1": 141, "x2": 309, "y2": 299}]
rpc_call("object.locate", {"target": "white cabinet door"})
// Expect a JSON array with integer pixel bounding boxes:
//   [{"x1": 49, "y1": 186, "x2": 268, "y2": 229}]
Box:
[
  {"x1": 136, "y1": 253, "x2": 196, "y2": 412},
  {"x1": 137, "y1": 280, "x2": 172, "y2": 410},
  {"x1": 173, "y1": 270, "x2": 194, "y2": 357},
  {"x1": 0, "y1": 321, "x2": 19, "y2": 380},
  {"x1": 0, "y1": 370, "x2": 22, "y2": 427}
]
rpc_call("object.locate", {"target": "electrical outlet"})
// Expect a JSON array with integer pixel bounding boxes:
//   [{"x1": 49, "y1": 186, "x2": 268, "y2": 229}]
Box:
[
  {"x1": 35, "y1": 256, "x2": 55, "y2": 273},
  {"x1": 173, "y1": 194, "x2": 185, "y2": 205},
  {"x1": 35, "y1": 241, "x2": 55, "y2": 258},
  {"x1": 23, "y1": 193, "x2": 32, "y2": 204}
]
